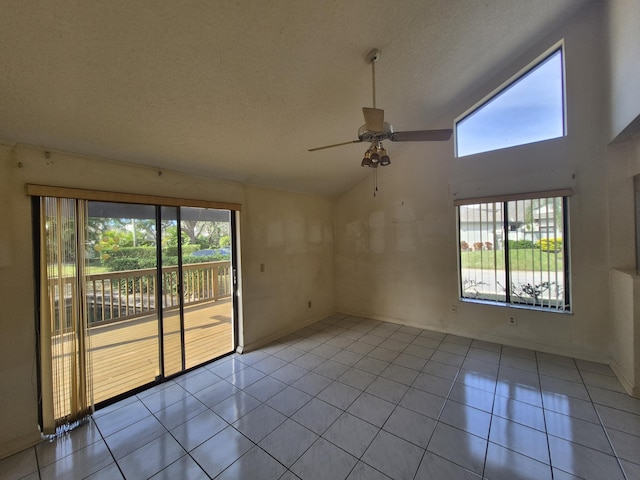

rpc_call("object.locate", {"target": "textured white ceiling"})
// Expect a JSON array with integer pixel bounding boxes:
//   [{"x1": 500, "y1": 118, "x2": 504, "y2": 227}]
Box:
[{"x1": 0, "y1": 0, "x2": 591, "y2": 196}]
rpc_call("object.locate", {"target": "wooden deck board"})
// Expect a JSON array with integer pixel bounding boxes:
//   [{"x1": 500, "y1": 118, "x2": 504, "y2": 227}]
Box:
[{"x1": 86, "y1": 299, "x2": 233, "y2": 404}]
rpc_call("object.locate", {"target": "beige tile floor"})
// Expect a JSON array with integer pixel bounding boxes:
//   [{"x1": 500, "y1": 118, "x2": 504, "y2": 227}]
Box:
[{"x1": 2, "y1": 313, "x2": 640, "y2": 479}]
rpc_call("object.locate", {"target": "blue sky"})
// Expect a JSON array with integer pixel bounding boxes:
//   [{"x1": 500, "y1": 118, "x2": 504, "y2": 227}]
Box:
[{"x1": 456, "y1": 49, "x2": 564, "y2": 157}]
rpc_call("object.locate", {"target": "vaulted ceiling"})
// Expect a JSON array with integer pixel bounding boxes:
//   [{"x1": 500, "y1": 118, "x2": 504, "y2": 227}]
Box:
[{"x1": 0, "y1": 0, "x2": 591, "y2": 196}]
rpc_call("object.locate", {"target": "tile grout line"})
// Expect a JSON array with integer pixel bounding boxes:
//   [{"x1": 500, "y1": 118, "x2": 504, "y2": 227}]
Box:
[
  {"x1": 289, "y1": 324, "x2": 395, "y2": 479},
  {"x1": 279, "y1": 320, "x2": 389, "y2": 478},
  {"x1": 32, "y1": 445, "x2": 41, "y2": 480},
  {"x1": 479, "y1": 341, "x2": 500, "y2": 480},
  {"x1": 534, "y1": 349, "x2": 555, "y2": 480},
  {"x1": 225, "y1": 324, "x2": 370, "y2": 479},
  {"x1": 285, "y1": 321, "x2": 432, "y2": 479},
  {"x1": 91, "y1": 414, "x2": 127, "y2": 480},
  {"x1": 575, "y1": 359, "x2": 631, "y2": 480},
  {"x1": 410, "y1": 334, "x2": 460, "y2": 480},
  {"x1": 152, "y1": 384, "x2": 215, "y2": 479}
]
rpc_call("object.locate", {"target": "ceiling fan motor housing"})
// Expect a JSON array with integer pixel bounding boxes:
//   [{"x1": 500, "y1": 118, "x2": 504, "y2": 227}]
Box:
[{"x1": 358, "y1": 122, "x2": 394, "y2": 142}]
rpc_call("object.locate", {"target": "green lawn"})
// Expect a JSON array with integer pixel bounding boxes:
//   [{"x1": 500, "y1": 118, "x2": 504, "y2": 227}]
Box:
[
  {"x1": 460, "y1": 248, "x2": 564, "y2": 270},
  {"x1": 47, "y1": 263, "x2": 110, "y2": 276}
]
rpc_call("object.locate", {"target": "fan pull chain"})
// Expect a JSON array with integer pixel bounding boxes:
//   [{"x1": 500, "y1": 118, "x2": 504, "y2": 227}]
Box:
[{"x1": 373, "y1": 168, "x2": 378, "y2": 197}]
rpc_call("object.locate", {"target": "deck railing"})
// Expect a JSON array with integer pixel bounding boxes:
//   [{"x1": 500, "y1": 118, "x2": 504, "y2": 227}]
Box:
[{"x1": 51, "y1": 261, "x2": 231, "y2": 331}]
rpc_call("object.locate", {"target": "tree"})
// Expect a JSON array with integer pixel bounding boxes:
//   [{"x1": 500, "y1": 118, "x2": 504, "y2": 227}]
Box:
[{"x1": 129, "y1": 219, "x2": 157, "y2": 247}]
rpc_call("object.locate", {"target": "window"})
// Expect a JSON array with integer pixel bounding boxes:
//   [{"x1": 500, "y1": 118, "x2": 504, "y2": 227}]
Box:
[
  {"x1": 456, "y1": 45, "x2": 565, "y2": 157},
  {"x1": 457, "y1": 191, "x2": 570, "y2": 311}
]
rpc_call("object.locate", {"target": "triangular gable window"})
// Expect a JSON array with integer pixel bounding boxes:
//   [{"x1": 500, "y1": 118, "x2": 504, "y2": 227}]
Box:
[{"x1": 456, "y1": 45, "x2": 565, "y2": 157}]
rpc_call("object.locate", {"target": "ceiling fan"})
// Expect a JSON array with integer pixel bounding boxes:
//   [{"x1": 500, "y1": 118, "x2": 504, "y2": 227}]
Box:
[{"x1": 309, "y1": 48, "x2": 453, "y2": 168}]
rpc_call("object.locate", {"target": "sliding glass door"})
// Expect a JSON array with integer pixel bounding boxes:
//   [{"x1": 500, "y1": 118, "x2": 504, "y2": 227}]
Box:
[
  {"x1": 39, "y1": 197, "x2": 236, "y2": 428},
  {"x1": 160, "y1": 207, "x2": 234, "y2": 373},
  {"x1": 180, "y1": 207, "x2": 233, "y2": 369},
  {"x1": 86, "y1": 202, "x2": 161, "y2": 403}
]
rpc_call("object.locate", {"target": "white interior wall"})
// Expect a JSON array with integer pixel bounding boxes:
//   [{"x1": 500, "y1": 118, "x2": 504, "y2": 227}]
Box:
[
  {"x1": 0, "y1": 146, "x2": 40, "y2": 459},
  {"x1": 0, "y1": 145, "x2": 334, "y2": 458},
  {"x1": 239, "y1": 185, "x2": 335, "y2": 349},
  {"x1": 607, "y1": 0, "x2": 640, "y2": 141},
  {"x1": 609, "y1": 268, "x2": 640, "y2": 396},
  {"x1": 606, "y1": 0, "x2": 640, "y2": 396},
  {"x1": 335, "y1": 3, "x2": 612, "y2": 361},
  {"x1": 607, "y1": 137, "x2": 640, "y2": 396}
]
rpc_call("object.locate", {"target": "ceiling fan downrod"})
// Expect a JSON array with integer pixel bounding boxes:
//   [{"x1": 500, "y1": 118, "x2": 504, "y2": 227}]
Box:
[{"x1": 367, "y1": 49, "x2": 380, "y2": 109}]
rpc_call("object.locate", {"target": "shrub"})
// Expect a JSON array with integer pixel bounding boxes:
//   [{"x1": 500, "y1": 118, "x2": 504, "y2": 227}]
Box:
[
  {"x1": 508, "y1": 239, "x2": 535, "y2": 249},
  {"x1": 163, "y1": 244, "x2": 201, "y2": 257},
  {"x1": 162, "y1": 256, "x2": 179, "y2": 267},
  {"x1": 98, "y1": 246, "x2": 156, "y2": 260},
  {"x1": 102, "y1": 256, "x2": 157, "y2": 272},
  {"x1": 460, "y1": 241, "x2": 470, "y2": 252},
  {"x1": 99, "y1": 247, "x2": 156, "y2": 271},
  {"x1": 473, "y1": 242, "x2": 484, "y2": 251},
  {"x1": 536, "y1": 238, "x2": 563, "y2": 252},
  {"x1": 99, "y1": 245, "x2": 227, "y2": 271},
  {"x1": 183, "y1": 254, "x2": 227, "y2": 264},
  {"x1": 484, "y1": 242, "x2": 493, "y2": 251}
]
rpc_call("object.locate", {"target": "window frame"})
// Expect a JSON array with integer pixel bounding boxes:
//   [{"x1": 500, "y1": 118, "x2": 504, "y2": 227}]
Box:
[
  {"x1": 454, "y1": 40, "x2": 567, "y2": 158},
  {"x1": 29, "y1": 184, "x2": 242, "y2": 430},
  {"x1": 455, "y1": 190, "x2": 572, "y2": 313}
]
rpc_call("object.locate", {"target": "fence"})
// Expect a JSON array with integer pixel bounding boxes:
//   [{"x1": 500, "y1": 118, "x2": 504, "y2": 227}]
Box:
[{"x1": 50, "y1": 261, "x2": 232, "y2": 331}]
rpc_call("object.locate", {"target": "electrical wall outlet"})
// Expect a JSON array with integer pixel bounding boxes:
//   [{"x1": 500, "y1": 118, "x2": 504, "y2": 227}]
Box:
[{"x1": 508, "y1": 315, "x2": 517, "y2": 326}]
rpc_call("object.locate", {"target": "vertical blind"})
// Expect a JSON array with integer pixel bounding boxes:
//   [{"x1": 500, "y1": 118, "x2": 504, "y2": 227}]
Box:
[{"x1": 39, "y1": 197, "x2": 93, "y2": 434}]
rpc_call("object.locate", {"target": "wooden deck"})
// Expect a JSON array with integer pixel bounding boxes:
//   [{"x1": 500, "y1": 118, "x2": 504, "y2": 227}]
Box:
[{"x1": 87, "y1": 299, "x2": 233, "y2": 404}]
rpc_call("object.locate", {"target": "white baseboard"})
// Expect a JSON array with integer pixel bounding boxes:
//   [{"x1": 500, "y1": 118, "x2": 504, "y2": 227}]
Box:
[
  {"x1": 337, "y1": 309, "x2": 613, "y2": 366},
  {"x1": 0, "y1": 431, "x2": 42, "y2": 461},
  {"x1": 240, "y1": 312, "x2": 332, "y2": 353},
  {"x1": 610, "y1": 360, "x2": 639, "y2": 398}
]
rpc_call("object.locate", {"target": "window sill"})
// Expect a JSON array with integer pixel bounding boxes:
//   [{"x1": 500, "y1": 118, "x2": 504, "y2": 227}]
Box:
[{"x1": 459, "y1": 297, "x2": 572, "y2": 315}]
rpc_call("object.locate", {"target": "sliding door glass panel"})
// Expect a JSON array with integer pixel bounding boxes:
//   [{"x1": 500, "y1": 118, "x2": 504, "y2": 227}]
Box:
[
  {"x1": 160, "y1": 206, "x2": 184, "y2": 376},
  {"x1": 181, "y1": 207, "x2": 234, "y2": 369},
  {"x1": 86, "y1": 201, "x2": 159, "y2": 403}
]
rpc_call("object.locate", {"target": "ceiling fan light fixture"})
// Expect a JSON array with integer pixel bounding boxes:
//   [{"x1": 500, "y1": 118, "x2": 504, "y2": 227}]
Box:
[
  {"x1": 361, "y1": 149, "x2": 372, "y2": 167},
  {"x1": 380, "y1": 155, "x2": 391, "y2": 166}
]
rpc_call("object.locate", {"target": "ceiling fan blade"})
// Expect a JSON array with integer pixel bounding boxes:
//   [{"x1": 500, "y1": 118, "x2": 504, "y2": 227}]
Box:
[
  {"x1": 391, "y1": 129, "x2": 453, "y2": 142},
  {"x1": 362, "y1": 107, "x2": 385, "y2": 133},
  {"x1": 308, "y1": 139, "x2": 362, "y2": 152}
]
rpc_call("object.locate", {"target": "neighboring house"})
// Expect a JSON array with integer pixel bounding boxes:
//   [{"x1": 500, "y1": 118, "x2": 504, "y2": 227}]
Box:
[
  {"x1": 530, "y1": 201, "x2": 563, "y2": 240},
  {"x1": 459, "y1": 200, "x2": 563, "y2": 250},
  {"x1": 458, "y1": 203, "x2": 504, "y2": 251}
]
